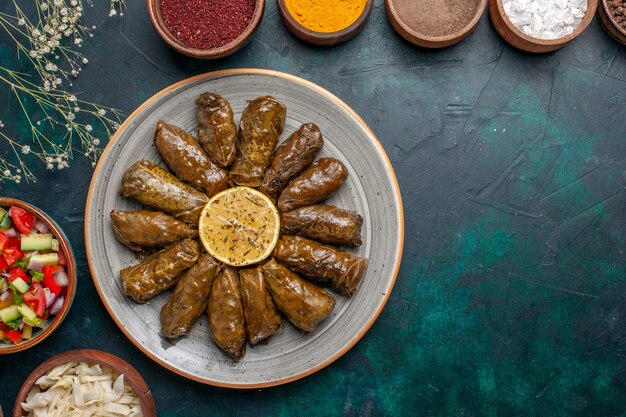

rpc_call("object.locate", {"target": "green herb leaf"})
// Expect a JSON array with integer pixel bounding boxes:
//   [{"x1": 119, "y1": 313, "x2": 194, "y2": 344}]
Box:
[
  {"x1": 15, "y1": 258, "x2": 29, "y2": 269},
  {"x1": 28, "y1": 270, "x2": 44, "y2": 281},
  {"x1": 4, "y1": 320, "x2": 19, "y2": 330},
  {"x1": 9, "y1": 285, "x2": 23, "y2": 305}
]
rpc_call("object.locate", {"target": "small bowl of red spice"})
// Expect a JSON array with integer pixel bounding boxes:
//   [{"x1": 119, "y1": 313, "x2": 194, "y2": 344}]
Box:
[{"x1": 147, "y1": 0, "x2": 265, "y2": 59}]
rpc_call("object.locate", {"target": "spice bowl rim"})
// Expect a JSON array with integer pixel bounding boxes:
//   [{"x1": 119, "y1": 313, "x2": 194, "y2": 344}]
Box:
[
  {"x1": 599, "y1": 0, "x2": 626, "y2": 38},
  {"x1": 147, "y1": 0, "x2": 266, "y2": 59},
  {"x1": 13, "y1": 349, "x2": 156, "y2": 417},
  {"x1": 385, "y1": 0, "x2": 487, "y2": 48},
  {"x1": 0, "y1": 197, "x2": 77, "y2": 355},
  {"x1": 276, "y1": 0, "x2": 374, "y2": 46},
  {"x1": 490, "y1": 0, "x2": 599, "y2": 52}
]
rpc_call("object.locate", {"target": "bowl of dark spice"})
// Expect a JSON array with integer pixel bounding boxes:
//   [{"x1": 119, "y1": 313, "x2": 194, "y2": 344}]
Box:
[
  {"x1": 147, "y1": 0, "x2": 265, "y2": 59},
  {"x1": 490, "y1": 0, "x2": 598, "y2": 52},
  {"x1": 598, "y1": 0, "x2": 626, "y2": 44},
  {"x1": 385, "y1": 0, "x2": 487, "y2": 48},
  {"x1": 276, "y1": 0, "x2": 373, "y2": 46}
]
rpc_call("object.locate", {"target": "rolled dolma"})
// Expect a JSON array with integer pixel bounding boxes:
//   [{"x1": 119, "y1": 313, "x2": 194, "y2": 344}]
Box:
[
  {"x1": 260, "y1": 123, "x2": 323, "y2": 200},
  {"x1": 229, "y1": 96, "x2": 287, "y2": 187},
  {"x1": 272, "y1": 235, "x2": 367, "y2": 297},
  {"x1": 239, "y1": 266, "x2": 282, "y2": 345},
  {"x1": 263, "y1": 259, "x2": 335, "y2": 332},
  {"x1": 196, "y1": 92, "x2": 237, "y2": 168},
  {"x1": 208, "y1": 267, "x2": 246, "y2": 361},
  {"x1": 119, "y1": 160, "x2": 208, "y2": 225},
  {"x1": 277, "y1": 158, "x2": 348, "y2": 213},
  {"x1": 280, "y1": 205, "x2": 363, "y2": 247},
  {"x1": 154, "y1": 120, "x2": 228, "y2": 197},
  {"x1": 110, "y1": 210, "x2": 198, "y2": 251},
  {"x1": 120, "y1": 238, "x2": 199, "y2": 303},
  {"x1": 160, "y1": 253, "x2": 220, "y2": 339}
]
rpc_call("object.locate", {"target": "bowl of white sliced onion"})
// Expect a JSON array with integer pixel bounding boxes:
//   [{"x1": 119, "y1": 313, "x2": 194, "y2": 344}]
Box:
[{"x1": 13, "y1": 349, "x2": 156, "y2": 417}]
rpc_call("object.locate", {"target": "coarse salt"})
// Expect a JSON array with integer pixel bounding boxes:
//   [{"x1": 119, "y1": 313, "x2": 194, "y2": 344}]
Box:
[{"x1": 503, "y1": 0, "x2": 587, "y2": 39}]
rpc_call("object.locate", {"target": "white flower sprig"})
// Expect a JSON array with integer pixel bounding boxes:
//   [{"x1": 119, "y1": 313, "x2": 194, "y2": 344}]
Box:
[{"x1": 0, "y1": 0, "x2": 126, "y2": 184}]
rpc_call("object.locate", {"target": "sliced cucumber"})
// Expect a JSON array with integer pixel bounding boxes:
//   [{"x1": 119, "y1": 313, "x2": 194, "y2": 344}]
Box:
[
  {"x1": 21, "y1": 234, "x2": 53, "y2": 251},
  {"x1": 0, "y1": 214, "x2": 10, "y2": 230},
  {"x1": 23, "y1": 316, "x2": 44, "y2": 328},
  {"x1": 17, "y1": 304, "x2": 37, "y2": 321},
  {"x1": 0, "y1": 207, "x2": 6, "y2": 222},
  {"x1": 29, "y1": 253, "x2": 59, "y2": 267},
  {"x1": 0, "y1": 277, "x2": 4, "y2": 289},
  {"x1": 51, "y1": 239, "x2": 59, "y2": 252},
  {"x1": 22, "y1": 324, "x2": 32, "y2": 339},
  {"x1": 12, "y1": 277, "x2": 30, "y2": 293},
  {"x1": 0, "y1": 305, "x2": 21, "y2": 323}
]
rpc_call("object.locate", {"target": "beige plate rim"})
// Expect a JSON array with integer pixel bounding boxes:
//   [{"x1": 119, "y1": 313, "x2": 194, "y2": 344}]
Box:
[{"x1": 84, "y1": 68, "x2": 405, "y2": 389}]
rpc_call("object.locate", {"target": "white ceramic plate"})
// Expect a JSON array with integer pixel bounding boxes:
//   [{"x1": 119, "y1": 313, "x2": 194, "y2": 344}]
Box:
[{"x1": 85, "y1": 69, "x2": 403, "y2": 388}]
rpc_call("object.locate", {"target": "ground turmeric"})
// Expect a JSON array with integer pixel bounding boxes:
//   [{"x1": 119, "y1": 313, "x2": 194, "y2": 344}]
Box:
[{"x1": 285, "y1": 0, "x2": 367, "y2": 33}]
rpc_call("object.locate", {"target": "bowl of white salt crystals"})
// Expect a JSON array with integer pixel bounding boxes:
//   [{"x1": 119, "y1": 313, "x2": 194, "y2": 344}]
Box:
[
  {"x1": 489, "y1": 0, "x2": 598, "y2": 52},
  {"x1": 13, "y1": 349, "x2": 156, "y2": 417}
]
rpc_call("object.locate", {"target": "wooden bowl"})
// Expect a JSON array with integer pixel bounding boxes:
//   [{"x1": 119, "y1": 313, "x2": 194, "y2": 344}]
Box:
[
  {"x1": 0, "y1": 198, "x2": 77, "y2": 355},
  {"x1": 13, "y1": 349, "x2": 156, "y2": 417},
  {"x1": 489, "y1": 0, "x2": 598, "y2": 52},
  {"x1": 276, "y1": 0, "x2": 373, "y2": 46},
  {"x1": 385, "y1": 0, "x2": 487, "y2": 48},
  {"x1": 598, "y1": 0, "x2": 626, "y2": 44},
  {"x1": 146, "y1": 0, "x2": 265, "y2": 59}
]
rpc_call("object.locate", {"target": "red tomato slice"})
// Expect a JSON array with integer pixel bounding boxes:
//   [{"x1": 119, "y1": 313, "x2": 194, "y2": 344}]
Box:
[
  {"x1": 0, "y1": 257, "x2": 8, "y2": 273},
  {"x1": 2, "y1": 247, "x2": 23, "y2": 268},
  {"x1": 8, "y1": 267, "x2": 29, "y2": 284},
  {"x1": 23, "y1": 283, "x2": 46, "y2": 317},
  {"x1": 0, "y1": 232, "x2": 8, "y2": 251},
  {"x1": 5, "y1": 329, "x2": 22, "y2": 344},
  {"x1": 42, "y1": 265, "x2": 62, "y2": 296},
  {"x1": 9, "y1": 207, "x2": 36, "y2": 235}
]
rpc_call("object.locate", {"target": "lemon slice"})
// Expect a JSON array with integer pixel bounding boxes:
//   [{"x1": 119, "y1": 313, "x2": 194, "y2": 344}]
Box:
[{"x1": 198, "y1": 186, "x2": 280, "y2": 267}]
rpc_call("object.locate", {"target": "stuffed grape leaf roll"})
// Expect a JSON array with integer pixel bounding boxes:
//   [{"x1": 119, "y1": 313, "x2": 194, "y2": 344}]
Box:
[
  {"x1": 110, "y1": 210, "x2": 197, "y2": 251},
  {"x1": 263, "y1": 259, "x2": 335, "y2": 332},
  {"x1": 196, "y1": 92, "x2": 237, "y2": 168},
  {"x1": 208, "y1": 266, "x2": 246, "y2": 361},
  {"x1": 260, "y1": 123, "x2": 323, "y2": 200},
  {"x1": 272, "y1": 235, "x2": 367, "y2": 297},
  {"x1": 120, "y1": 238, "x2": 199, "y2": 303},
  {"x1": 160, "y1": 253, "x2": 220, "y2": 339},
  {"x1": 239, "y1": 266, "x2": 282, "y2": 345},
  {"x1": 277, "y1": 158, "x2": 347, "y2": 212},
  {"x1": 280, "y1": 205, "x2": 363, "y2": 247},
  {"x1": 154, "y1": 120, "x2": 228, "y2": 197},
  {"x1": 229, "y1": 96, "x2": 286, "y2": 187},
  {"x1": 119, "y1": 160, "x2": 208, "y2": 225}
]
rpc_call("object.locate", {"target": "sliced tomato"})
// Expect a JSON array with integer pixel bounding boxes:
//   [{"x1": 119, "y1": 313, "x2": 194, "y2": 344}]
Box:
[
  {"x1": 42, "y1": 265, "x2": 62, "y2": 296},
  {"x1": 8, "y1": 267, "x2": 29, "y2": 284},
  {"x1": 23, "y1": 282, "x2": 46, "y2": 317},
  {"x1": 5, "y1": 237, "x2": 20, "y2": 249},
  {"x1": 4, "y1": 329, "x2": 22, "y2": 344},
  {"x1": 0, "y1": 322, "x2": 12, "y2": 332},
  {"x1": 0, "y1": 232, "x2": 8, "y2": 252},
  {"x1": 0, "y1": 257, "x2": 8, "y2": 273},
  {"x1": 9, "y1": 206, "x2": 37, "y2": 235},
  {"x1": 2, "y1": 247, "x2": 23, "y2": 268}
]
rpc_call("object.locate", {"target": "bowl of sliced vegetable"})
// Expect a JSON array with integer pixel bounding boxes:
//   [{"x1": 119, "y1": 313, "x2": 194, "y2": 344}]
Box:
[{"x1": 0, "y1": 198, "x2": 76, "y2": 354}]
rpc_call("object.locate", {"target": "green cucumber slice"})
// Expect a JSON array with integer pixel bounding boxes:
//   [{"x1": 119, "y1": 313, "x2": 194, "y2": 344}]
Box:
[
  {"x1": 17, "y1": 304, "x2": 37, "y2": 321},
  {"x1": 21, "y1": 234, "x2": 53, "y2": 251},
  {"x1": 29, "y1": 253, "x2": 59, "y2": 267},
  {"x1": 0, "y1": 214, "x2": 11, "y2": 230},
  {"x1": 0, "y1": 207, "x2": 6, "y2": 222},
  {"x1": 12, "y1": 277, "x2": 30, "y2": 293},
  {"x1": 0, "y1": 305, "x2": 21, "y2": 323}
]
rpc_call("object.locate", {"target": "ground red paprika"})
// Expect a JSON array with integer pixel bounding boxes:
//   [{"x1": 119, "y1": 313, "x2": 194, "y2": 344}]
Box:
[{"x1": 160, "y1": 0, "x2": 256, "y2": 49}]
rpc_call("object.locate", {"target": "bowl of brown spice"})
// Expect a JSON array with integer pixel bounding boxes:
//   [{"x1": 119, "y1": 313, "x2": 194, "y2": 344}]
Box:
[
  {"x1": 598, "y1": 0, "x2": 626, "y2": 44},
  {"x1": 385, "y1": 0, "x2": 487, "y2": 48},
  {"x1": 147, "y1": 0, "x2": 265, "y2": 59}
]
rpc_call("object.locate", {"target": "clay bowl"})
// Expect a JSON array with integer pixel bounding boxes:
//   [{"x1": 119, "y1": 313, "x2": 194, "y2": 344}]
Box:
[
  {"x1": 598, "y1": 0, "x2": 626, "y2": 44},
  {"x1": 0, "y1": 198, "x2": 77, "y2": 354},
  {"x1": 385, "y1": 0, "x2": 487, "y2": 48},
  {"x1": 489, "y1": 0, "x2": 598, "y2": 52},
  {"x1": 277, "y1": 0, "x2": 373, "y2": 46},
  {"x1": 147, "y1": 0, "x2": 265, "y2": 59},
  {"x1": 13, "y1": 350, "x2": 156, "y2": 416}
]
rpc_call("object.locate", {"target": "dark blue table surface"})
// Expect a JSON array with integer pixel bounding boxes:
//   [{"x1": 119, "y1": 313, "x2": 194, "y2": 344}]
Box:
[{"x1": 1, "y1": 1, "x2": 625, "y2": 416}]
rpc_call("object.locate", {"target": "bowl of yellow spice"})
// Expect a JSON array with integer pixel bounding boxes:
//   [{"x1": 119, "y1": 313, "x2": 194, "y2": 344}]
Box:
[{"x1": 277, "y1": 0, "x2": 373, "y2": 46}]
